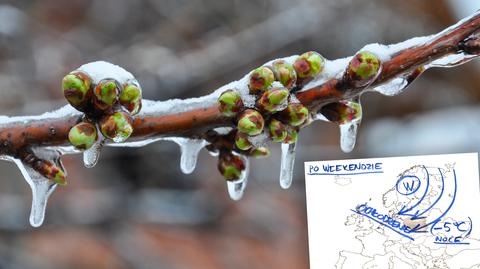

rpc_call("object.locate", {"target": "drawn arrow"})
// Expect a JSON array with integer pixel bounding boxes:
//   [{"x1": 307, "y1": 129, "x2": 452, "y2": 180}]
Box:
[
  {"x1": 397, "y1": 165, "x2": 430, "y2": 218},
  {"x1": 398, "y1": 167, "x2": 445, "y2": 220},
  {"x1": 410, "y1": 168, "x2": 457, "y2": 232}
]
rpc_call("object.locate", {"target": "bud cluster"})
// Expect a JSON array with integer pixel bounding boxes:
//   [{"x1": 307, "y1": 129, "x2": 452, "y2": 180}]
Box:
[
  {"x1": 62, "y1": 69, "x2": 142, "y2": 150},
  {"x1": 215, "y1": 51, "x2": 326, "y2": 181}
]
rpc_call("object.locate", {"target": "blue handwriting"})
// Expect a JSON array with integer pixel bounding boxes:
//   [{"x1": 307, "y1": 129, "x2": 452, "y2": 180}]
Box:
[{"x1": 308, "y1": 162, "x2": 382, "y2": 176}]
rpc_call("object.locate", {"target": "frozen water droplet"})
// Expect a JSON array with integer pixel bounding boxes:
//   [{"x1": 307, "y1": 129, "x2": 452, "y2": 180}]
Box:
[
  {"x1": 373, "y1": 66, "x2": 426, "y2": 97},
  {"x1": 227, "y1": 155, "x2": 250, "y2": 201},
  {"x1": 13, "y1": 148, "x2": 64, "y2": 227},
  {"x1": 279, "y1": 143, "x2": 296, "y2": 189},
  {"x1": 339, "y1": 120, "x2": 361, "y2": 153},
  {"x1": 83, "y1": 139, "x2": 104, "y2": 168},
  {"x1": 427, "y1": 52, "x2": 476, "y2": 68},
  {"x1": 373, "y1": 77, "x2": 408, "y2": 96},
  {"x1": 167, "y1": 138, "x2": 207, "y2": 174}
]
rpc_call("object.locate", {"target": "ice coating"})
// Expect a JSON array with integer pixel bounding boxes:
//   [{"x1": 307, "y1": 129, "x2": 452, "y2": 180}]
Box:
[
  {"x1": 165, "y1": 138, "x2": 208, "y2": 174},
  {"x1": 0, "y1": 155, "x2": 12, "y2": 161},
  {"x1": 83, "y1": 139, "x2": 104, "y2": 168},
  {"x1": 0, "y1": 10, "x2": 478, "y2": 226},
  {"x1": 0, "y1": 104, "x2": 80, "y2": 128},
  {"x1": 371, "y1": 51, "x2": 477, "y2": 97},
  {"x1": 279, "y1": 143, "x2": 296, "y2": 189},
  {"x1": 426, "y1": 52, "x2": 477, "y2": 68},
  {"x1": 77, "y1": 61, "x2": 136, "y2": 85},
  {"x1": 247, "y1": 132, "x2": 269, "y2": 148},
  {"x1": 372, "y1": 76, "x2": 409, "y2": 96},
  {"x1": 339, "y1": 120, "x2": 360, "y2": 153},
  {"x1": 213, "y1": 127, "x2": 233, "y2": 135},
  {"x1": 301, "y1": 57, "x2": 351, "y2": 90},
  {"x1": 226, "y1": 155, "x2": 249, "y2": 201},
  {"x1": 107, "y1": 137, "x2": 164, "y2": 148},
  {"x1": 313, "y1": 112, "x2": 329, "y2": 122},
  {"x1": 13, "y1": 148, "x2": 63, "y2": 227}
]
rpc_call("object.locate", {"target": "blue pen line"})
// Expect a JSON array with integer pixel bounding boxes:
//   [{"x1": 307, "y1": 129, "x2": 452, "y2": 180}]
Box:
[
  {"x1": 415, "y1": 167, "x2": 444, "y2": 219},
  {"x1": 434, "y1": 242, "x2": 470, "y2": 245},
  {"x1": 308, "y1": 171, "x2": 384, "y2": 176},
  {"x1": 419, "y1": 168, "x2": 458, "y2": 232},
  {"x1": 350, "y1": 209, "x2": 414, "y2": 240},
  {"x1": 398, "y1": 165, "x2": 430, "y2": 217}
]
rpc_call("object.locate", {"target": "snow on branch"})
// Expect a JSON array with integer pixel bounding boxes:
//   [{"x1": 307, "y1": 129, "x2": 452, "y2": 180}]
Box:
[{"x1": 1, "y1": 10, "x2": 480, "y2": 227}]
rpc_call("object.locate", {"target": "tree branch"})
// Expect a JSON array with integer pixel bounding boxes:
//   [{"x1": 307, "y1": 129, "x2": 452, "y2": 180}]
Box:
[
  {"x1": 1, "y1": 11, "x2": 480, "y2": 158},
  {"x1": 3, "y1": 10, "x2": 480, "y2": 228}
]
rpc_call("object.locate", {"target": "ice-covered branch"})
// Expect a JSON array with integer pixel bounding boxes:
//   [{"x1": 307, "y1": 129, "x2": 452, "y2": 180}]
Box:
[{"x1": 1, "y1": 10, "x2": 480, "y2": 227}]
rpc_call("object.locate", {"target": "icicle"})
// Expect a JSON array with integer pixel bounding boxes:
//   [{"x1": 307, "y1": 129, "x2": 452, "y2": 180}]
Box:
[
  {"x1": 338, "y1": 98, "x2": 362, "y2": 153},
  {"x1": 166, "y1": 138, "x2": 207, "y2": 174},
  {"x1": 279, "y1": 143, "x2": 296, "y2": 189},
  {"x1": 339, "y1": 120, "x2": 360, "y2": 153},
  {"x1": 226, "y1": 155, "x2": 250, "y2": 201},
  {"x1": 13, "y1": 148, "x2": 64, "y2": 227},
  {"x1": 83, "y1": 139, "x2": 104, "y2": 168}
]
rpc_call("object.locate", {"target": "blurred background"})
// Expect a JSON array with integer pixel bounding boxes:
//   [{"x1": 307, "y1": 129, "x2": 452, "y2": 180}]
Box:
[{"x1": 0, "y1": 0, "x2": 478, "y2": 268}]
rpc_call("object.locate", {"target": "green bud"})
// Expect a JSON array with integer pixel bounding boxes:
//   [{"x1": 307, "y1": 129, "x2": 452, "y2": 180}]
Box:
[
  {"x1": 248, "y1": 66, "x2": 274, "y2": 94},
  {"x1": 36, "y1": 160, "x2": 67, "y2": 185},
  {"x1": 47, "y1": 164, "x2": 67, "y2": 185},
  {"x1": 218, "y1": 153, "x2": 246, "y2": 181},
  {"x1": 271, "y1": 60, "x2": 296, "y2": 89},
  {"x1": 250, "y1": 147, "x2": 270, "y2": 158},
  {"x1": 293, "y1": 51, "x2": 324, "y2": 78},
  {"x1": 320, "y1": 101, "x2": 362, "y2": 124},
  {"x1": 268, "y1": 118, "x2": 287, "y2": 142},
  {"x1": 256, "y1": 87, "x2": 289, "y2": 113},
  {"x1": 218, "y1": 89, "x2": 243, "y2": 117},
  {"x1": 280, "y1": 103, "x2": 309, "y2": 127},
  {"x1": 345, "y1": 51, "x2": 381, "y2": 87},
  {"x1": 235, "y1": 132, "x2": 253, "y2": 151},
  {"x1": 120, "y1": 82, "x2": 142, "y2": 115},
  {"x1": 62, "y1": 71, "x2": 92, "y2": 111},
  {"x1": 237, "y1": 109, "x2": 265, "y2": 136},
  {"x1": 94, "y1": 79, "x2": 119, "y2": 111},
  {"x1": 68, "y1": 122, "x2": 98, "y2": 150},
  {"x1": 283, "y1": 126, "x2": 298, "y2": 144},
  {"x1": 100, "y1": 111, "x2": 133, "y2": 143}
]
